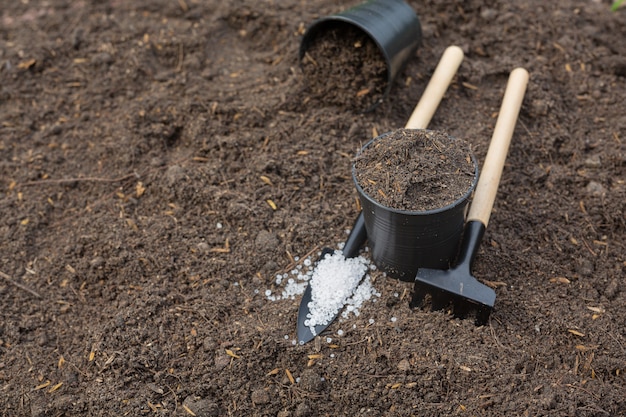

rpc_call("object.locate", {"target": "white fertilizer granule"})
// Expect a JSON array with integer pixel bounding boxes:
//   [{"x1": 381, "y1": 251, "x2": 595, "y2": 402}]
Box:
[
  {"x1": 303, "y1": 250, "x2": 375, "y2": 336},
  {"x1": 265, "y1": 249, "x2": 380, "y2": 337}
]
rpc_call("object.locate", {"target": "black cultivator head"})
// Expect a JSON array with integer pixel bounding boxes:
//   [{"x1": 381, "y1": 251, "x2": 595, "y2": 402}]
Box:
[
  {"x1": 410, "y1": 221, "x2": 496, "y2": 326},
  {"x1": 411, "y1": 266, "x2": 496, "y2": 326}
]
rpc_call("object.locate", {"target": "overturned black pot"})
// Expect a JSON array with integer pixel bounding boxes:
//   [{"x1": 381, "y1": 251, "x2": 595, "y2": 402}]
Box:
[
  {"x1": 353, "y1": 130, "x2": 479, "y2": 282},
  {"x1": 300, "y1": 0, "x2": 422, "y2": 111}
]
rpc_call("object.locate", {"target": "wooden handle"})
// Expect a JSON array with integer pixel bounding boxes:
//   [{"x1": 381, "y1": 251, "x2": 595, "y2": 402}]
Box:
[
  {"x1": 405, "y1": 46, "x2": 464, "y2": 129},
  {"x1": 467, "y1": 67, "x2": 529, "y2": 226}
]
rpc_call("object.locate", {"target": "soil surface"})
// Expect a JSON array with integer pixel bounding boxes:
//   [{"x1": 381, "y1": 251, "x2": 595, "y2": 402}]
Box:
[
  {"x1": 1, "y1": 1, "x2": 625, "y2": 416},
  {"x1": 354, "y1": 129, "x2": 475, "y2": 211}
]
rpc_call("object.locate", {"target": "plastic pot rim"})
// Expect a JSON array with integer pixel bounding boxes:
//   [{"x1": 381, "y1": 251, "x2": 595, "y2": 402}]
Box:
[
  {"x1": 299, "y1": 0, "x2": 422, "y2": 112},
  {"x1": 352, "y1": 131, "x2": 480, "y2": 216},
  {"x1": 299, "y1": 17, "x2": 395, "y2": 90}
]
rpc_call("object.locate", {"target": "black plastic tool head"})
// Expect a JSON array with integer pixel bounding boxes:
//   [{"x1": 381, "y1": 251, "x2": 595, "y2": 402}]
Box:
[
  {"x1": 411, "y1": 267, "x2": 495, "y2": 325},
  {"x1": 411, "y1": 220, "x2": 496, "y2": 326},
  {"x1": 297, "y1": 213, "x2": 368, "y2": 344},
  {"x1": 297, "y1": 248, "x2": 335, "y2": 344}
]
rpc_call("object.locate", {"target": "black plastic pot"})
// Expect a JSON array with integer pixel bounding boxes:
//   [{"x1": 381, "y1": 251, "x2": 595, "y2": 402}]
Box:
[
  {"x1": 300, "y1": 0, "x2": 421, "y2": 111},
  {"x1": 353, "y1": 131, "x2": 479, "y2": 282}
]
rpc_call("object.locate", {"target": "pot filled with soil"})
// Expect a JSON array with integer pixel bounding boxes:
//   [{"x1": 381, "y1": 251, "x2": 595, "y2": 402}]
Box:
[
  {"x1": 299, "y1": 0, "x2": 421, "y2": 112},
  {"x1": 353, "y1": 128, "x2": 478, "y2": 282}
]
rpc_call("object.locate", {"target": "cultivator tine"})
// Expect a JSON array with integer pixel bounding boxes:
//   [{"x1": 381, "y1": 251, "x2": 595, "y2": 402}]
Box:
[
  {"x1": 410, "y1": 287, "x2": 428, "y2": 309},
  {"x1": 451, "y1": 299, "x2": 471, "y2": 319},
  {"x1": 475, "y1": 305, "x2": 493, "y2": 326},
  {"x1": 429, "y1": 291, "x2": 448, "y2": 311}
]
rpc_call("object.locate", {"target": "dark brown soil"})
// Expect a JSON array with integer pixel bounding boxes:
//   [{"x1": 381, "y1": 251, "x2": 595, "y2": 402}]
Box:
[
  {"x1": 1, "y1": 1, "x2": 625, "y2": 416},
  {"x1": 301, "y1": 22, "x2": 388, "y2": 111},
  {"x1": 354, "y1": 129, "x2": 475, "y2": 211}
]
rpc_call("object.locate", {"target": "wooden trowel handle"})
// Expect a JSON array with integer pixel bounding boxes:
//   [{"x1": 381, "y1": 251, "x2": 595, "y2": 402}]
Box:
[
  {"x1": 405, "y1": 45, "x2": 465, "y2": 130},
  {"x1": 467, "y1": 67, "x2": 529, "y2": 226}
]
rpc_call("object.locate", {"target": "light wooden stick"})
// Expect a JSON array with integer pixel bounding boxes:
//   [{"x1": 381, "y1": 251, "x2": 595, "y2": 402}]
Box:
[
  {"x1": 405, "y1": 45, "x2": 465, "y2": 130},
  {"x1": 467, "y1": 68, "x2": 529, "y2": 226}
]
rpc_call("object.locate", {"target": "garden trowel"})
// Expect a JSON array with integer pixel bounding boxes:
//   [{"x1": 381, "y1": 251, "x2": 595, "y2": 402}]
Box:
[{"x1": 297, "y1": 46, "x2": 466, "y2": 344}]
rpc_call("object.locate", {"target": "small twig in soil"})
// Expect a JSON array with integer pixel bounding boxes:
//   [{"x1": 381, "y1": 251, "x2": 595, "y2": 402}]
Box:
[
  {"x1": 303, "y1": 52, "x2": 318, "y2": 67},
  {"x1": 19, "y1": 172, "x2": 139, "y2": 186},
  {"x1": 277, "y1": 245, "x2": 320, "y2": 274},
  {"x1": 489, "y1": 321, "x2": 505, "y2": 350},
  {"x1": 176, "y1": 42, "x2": 184, "y2": 72},
  {"x1": 575, "y1": 406, "x2": 610, "y2": 416},
  {"x1": 431, "y1": 139, "x2": 443, "y2": 153},
  {"x1": 0, "y1": 270, "x2": 42, "y2": 298}
]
